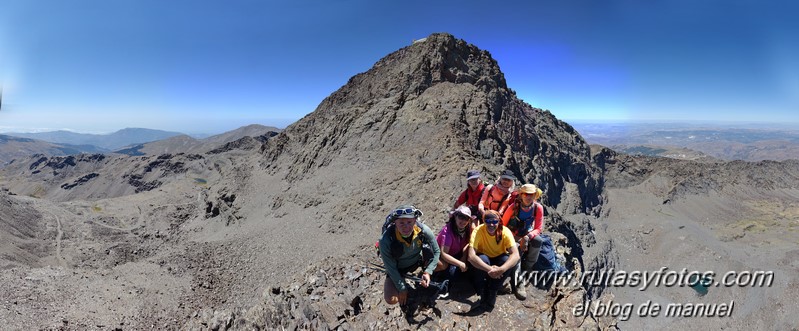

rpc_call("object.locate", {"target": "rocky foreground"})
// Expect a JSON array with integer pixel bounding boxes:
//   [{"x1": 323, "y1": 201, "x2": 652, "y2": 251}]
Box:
[{"x1": 184, "y1": 243, "x2": 618, "y2": 330}]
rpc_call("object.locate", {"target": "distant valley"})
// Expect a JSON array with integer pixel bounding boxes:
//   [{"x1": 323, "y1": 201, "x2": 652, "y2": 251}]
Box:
[{"x1": 572, "y1": 122, "x2": 799, "y2": 161}]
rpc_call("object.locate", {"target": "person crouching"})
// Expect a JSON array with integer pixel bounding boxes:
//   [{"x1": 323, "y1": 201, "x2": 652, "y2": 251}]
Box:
[
  {"x1": 465, "y1": 210, "x2": 520, "y2": 314},
  {"x1": 380, "y1": 205, "x2": 441, "y2": 306},
  {"x1": 432, "y1": 205, "x2": 474, "y2": 297}
]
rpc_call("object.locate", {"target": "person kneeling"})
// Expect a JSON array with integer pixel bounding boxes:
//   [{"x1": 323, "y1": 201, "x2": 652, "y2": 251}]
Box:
[{"x1": 379, "y1": 205, "x2": 441, "y2": 306}]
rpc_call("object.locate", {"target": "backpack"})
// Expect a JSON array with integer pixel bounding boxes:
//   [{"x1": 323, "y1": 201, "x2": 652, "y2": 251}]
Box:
[
  {"x1": 506, "y1": 201, "x2": 539, "y2": 238},
  {"x1": 532, "y1": 234, "x2": 567, "y2": 273},
  {"x1": 376, "y1": 214, "x2": 431, "y2": 261}
]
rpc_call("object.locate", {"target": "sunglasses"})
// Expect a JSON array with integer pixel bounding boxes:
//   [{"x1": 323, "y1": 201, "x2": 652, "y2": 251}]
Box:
[
  {"x1": 392, "y1": 208, "x2": 420, "y2": 218},
  {"x1": 485, "y1": 219, "x2": 500, "y2": 225}
]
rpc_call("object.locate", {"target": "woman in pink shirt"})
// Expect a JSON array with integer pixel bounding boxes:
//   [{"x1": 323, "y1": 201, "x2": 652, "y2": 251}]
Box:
[{"x1": 433, "y1": 205, "x2": 474, "y2": 295}]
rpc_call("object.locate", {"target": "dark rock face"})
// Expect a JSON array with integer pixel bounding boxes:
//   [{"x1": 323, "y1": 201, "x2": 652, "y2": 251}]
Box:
[
  {"x1": 60, "y1": 173, "x2": 99, "y2": 190},
  {"x1": 125, "y1": 174, "x2": 163, "y2": 193},
  {"x1": 263, "y1": 33, "x2": 603, "y2": 216},
  {"x1": 207, "y1": 131, "x2": 278, "y2": 155},
  {"x1": 29, "y1": 156, "x2": 49, "y2": 170},
  {"x1": 27, "y1": 154, "x2": 106, "y2": 174}
]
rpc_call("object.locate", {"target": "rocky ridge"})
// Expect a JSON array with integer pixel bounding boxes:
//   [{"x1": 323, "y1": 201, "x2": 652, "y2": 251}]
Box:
[{"x1": 185, "y1": 33, "x2": 616, "y2": 329}]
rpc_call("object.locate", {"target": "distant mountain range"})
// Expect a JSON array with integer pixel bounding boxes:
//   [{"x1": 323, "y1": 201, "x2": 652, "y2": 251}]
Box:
[
  {"x1": 114, "y1": 124, "x2": 281, "y2": 155},
  {"x1": 572, "y1": 122, "x2": 799, "y2": 161},
  {"x1": 0, "y1": 125, "x2": 281, "y2": 164},
  {"x1": 5, "y1": 128, "x2": 186, "y2": 151}
]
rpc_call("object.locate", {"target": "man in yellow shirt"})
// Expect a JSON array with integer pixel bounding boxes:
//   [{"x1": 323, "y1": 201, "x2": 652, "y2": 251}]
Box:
[{"x1": 465, "y1": 210, "x2": 520, "y2": 314}]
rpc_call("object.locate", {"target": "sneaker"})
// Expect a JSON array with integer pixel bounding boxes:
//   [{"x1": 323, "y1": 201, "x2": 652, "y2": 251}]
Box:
[
  {"x1": 437, "y1": 291, "x2": 449, "y2": 300},
  {"x1": 513, "y1": 283, "x2": 527, "y2": 300}
]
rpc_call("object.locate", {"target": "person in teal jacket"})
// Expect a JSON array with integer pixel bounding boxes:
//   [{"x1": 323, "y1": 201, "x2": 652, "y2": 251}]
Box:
[{"x1": 380, "y1": 205, "x2": 441, "y2": 306}]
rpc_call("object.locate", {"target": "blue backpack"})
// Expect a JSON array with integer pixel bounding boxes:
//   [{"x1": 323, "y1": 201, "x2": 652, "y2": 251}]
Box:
[{"x1": 532, "y1": 234, "x2": 568, "y2": 273}]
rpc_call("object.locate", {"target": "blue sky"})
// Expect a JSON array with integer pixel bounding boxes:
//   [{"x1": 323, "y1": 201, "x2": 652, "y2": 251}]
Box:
[{"x1": 1, "y1": 0, "x2": 797, "y2": 134}]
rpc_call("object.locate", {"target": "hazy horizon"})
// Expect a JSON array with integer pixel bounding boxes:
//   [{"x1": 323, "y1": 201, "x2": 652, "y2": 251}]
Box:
[
  {"x1": 1, "y1": 119, "x2": 797, "y2": 137},
  {"x1": 0, "y1": 122, "x2": 288, "y2": 136}
]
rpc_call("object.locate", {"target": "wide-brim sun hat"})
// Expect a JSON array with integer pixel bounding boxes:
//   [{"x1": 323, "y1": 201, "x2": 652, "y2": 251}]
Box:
[{"x1": 519, "y1": 184, "x2": 542, "y2": 199}]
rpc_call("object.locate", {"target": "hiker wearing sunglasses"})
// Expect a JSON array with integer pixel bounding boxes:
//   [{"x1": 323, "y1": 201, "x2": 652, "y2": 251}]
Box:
[
  {"x1": 502, "y1": 183, "x2": 545, "y2": 301},
  {"x1": 432, "y1": 205, "x2": 475, "y2": 296},
  {"x1": 453, "y1": 170, "x2": 485, "y2": 226},
  {"x1": 379, "y1": 205, "x2": 441, "y2": 306},
  {"x1": 479, "y1": 170, "x2": 517, "y2": 219},
  {"x1": 465, "y1": 210, "x2": 520, "y2": 314}
]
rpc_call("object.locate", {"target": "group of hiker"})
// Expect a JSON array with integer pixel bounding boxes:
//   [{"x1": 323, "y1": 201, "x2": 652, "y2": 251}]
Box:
[{"x1": 378, "y1": 169, "x2": 546, "y2": 315}]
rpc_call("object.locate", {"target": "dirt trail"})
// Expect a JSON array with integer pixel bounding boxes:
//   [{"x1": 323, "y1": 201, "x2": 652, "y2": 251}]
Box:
[{"x1": 51, "y1": 210, "x2": 63, "y2": 265}]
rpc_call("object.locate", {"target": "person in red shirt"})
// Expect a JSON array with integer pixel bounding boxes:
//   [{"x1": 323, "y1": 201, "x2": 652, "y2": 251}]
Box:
[{"x1": 453, "y1": 170, "x2": 485, "y2": 226}]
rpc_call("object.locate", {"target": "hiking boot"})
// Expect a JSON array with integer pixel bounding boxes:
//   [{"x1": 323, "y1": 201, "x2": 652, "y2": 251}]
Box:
[
  {"x1": 499, "y1": 282, "x2": 512, "y2": 294},
  {"x1": 482, "y1": 290, "x2": 497, "y2": 312},
  {"x1": 513, "y1": 283, "x2": 527, "y2": 300},
  {"x1": 462, "y1": 303, "x2": 488, "y2": 316},
  {"x1": 437, "y1": 290, "x2": 449, "y2": 300}
]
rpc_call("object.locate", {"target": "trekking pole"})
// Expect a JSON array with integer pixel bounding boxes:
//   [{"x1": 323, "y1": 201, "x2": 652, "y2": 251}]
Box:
[
  {"x1": 367, "y1": 266, "x2": 387, "y2": 274},
  {"x1": 366, "y1": 261, "x2": 448, "y2": 294},
  {"x1": 367, "y1": 262, "x2": 387, "y2": 273}
]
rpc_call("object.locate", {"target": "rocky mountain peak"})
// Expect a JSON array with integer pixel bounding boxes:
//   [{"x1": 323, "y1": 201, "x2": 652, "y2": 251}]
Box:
[
  {"x1": 311, "y1": 33, "x2": 508, "y2": 114},
  {"x1": 263, "y1": 33, "x2": 601, "y2": 216}
]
